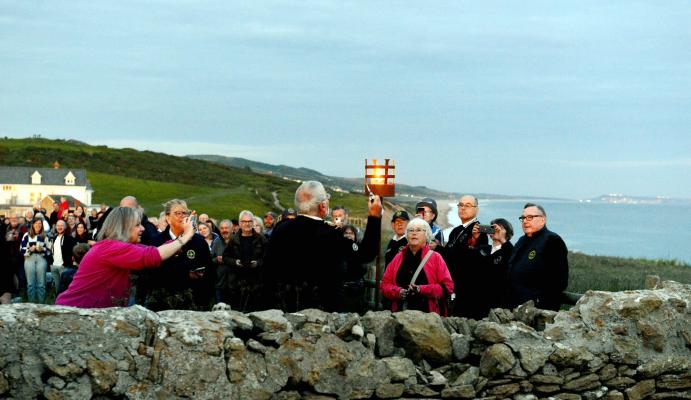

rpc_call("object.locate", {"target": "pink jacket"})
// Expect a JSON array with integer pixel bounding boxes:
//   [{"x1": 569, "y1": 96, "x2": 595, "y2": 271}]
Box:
[
  {"x1": 55, "y1": 240, "x2": 161, "y2": 308},
  {"x1": 380, "y1": 246, "x2": 454, "y2": 315}
]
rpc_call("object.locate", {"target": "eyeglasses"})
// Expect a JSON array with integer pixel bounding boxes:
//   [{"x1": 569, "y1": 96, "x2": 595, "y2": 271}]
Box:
[
  {"x1": 240, "y1": 220, "x2": 254, "y2": 224},
  {"x1": 457, "y1": 203, "x2": 476, "y2": 208},
  {"x1": 519, "y1": 215, "x2": 544, "y2": 222},
  {"x1": 171, "y1": 211, "x2": 191, "y2": 217},
  {"x1": 407, "y1": 228, "x2": 425, "y2": 233}
]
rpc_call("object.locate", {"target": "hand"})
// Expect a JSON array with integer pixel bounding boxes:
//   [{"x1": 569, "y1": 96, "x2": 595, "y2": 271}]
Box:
[
  {"x1": 29, "y1": 245, "x2": 36, "y2": 252},
  {"x1": 367, "y1": 195, "x2": 383, "y2": 218},
  {"x1": 398, "y1": 288, "x2": 408, "y2": 300},
  {"x1": 181, "y1": 216, "x2": 195, "y2": 242},
  {"x1": 408, "y1": 284, "x2": 420, "y2": 296},
  {"x1": 188, "y1": 270, "x2": 204, "y2": 280},
  {"x1": 250, "y1": 260, "x2": 258, "y2": 268},
  {"x1": 471, "y1": 224, "x2": 481, "y2": 241},
  {"x1": 215, "y1": 256, "x2": 223, "y2": 264}
]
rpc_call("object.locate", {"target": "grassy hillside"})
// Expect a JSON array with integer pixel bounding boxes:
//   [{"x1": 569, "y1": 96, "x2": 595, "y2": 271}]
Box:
[{"x1": 0, "y1": 138, "x2": 370, "y2": 219}]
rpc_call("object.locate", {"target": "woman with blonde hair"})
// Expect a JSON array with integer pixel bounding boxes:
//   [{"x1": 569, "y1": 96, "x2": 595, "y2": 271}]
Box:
[{"x1": 56, "y1": 207, "x2": 195, "y2": 308}]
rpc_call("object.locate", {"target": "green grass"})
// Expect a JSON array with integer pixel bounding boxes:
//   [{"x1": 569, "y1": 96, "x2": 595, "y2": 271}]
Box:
[{"x1": 567, "y1": 252, "x2": 691, "y2": 293}]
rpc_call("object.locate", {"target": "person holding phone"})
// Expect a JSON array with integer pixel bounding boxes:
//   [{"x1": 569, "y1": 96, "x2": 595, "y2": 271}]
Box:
[
  {"x1": 20, "y1": 218, "x2": 51, "y2": 303},
  {"x1": 55, "y1": 207, "x2": 196, "y2": 308}
]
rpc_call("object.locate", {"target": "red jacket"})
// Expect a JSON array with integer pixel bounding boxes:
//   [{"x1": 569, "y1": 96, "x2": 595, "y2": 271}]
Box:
[{"x1": 380, "y1": 246, "x2": 454, "y2": 315}]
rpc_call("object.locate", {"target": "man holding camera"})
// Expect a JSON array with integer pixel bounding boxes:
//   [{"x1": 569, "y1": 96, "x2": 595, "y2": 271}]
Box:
[{"x1": 438, "y1": 194, "x2": 490, "y2": 318}]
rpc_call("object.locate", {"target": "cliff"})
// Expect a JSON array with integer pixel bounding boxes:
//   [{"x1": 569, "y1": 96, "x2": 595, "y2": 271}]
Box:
[{"x1": 0, "y1": 278, "x2": 689, "y2": 399}]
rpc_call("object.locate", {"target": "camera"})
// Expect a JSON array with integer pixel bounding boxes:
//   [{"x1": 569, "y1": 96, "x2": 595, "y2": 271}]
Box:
[{"x1": 478, "y1": 224, "x2": 495, "y2": 234}]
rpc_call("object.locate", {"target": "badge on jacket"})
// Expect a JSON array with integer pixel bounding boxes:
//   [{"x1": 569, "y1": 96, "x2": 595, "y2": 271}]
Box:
[
  {"x1": 187, "y1": 250, "x2": 196, "y2": 259},
  {"x1": 528, "y1": 250, "x2": 536, "y2": 260}
]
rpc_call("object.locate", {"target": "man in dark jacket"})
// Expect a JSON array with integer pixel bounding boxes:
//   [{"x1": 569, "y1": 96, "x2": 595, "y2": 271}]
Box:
[
  {"x1": 222, "y1": 211, "x2": 268, "y2": 312},
  {"x1": 438, "y1": 194, "x2": 489, "y2": 319},
  {"x1": 384, "y1": 210, "x2": 410, "y2": 268},
  {"x1": 508, "y1": 203, "x2": 569, "y2": 311},
  {"x1": 49, "y1": 220, "x2": 75, "y2": 295},
  {"x1": 264, "y1": 180, "x2": 382, "y2": 312}
]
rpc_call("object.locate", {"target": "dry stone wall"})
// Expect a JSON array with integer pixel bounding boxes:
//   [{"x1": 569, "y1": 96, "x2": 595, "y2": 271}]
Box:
[{"x1": 0, "y1": 279, "x2": 689, "y2": 399}]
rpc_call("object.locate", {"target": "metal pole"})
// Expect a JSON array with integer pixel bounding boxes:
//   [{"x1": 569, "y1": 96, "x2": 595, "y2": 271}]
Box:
[{"x1": 373, "y1": 197, "x2": 383, "y2": 310}]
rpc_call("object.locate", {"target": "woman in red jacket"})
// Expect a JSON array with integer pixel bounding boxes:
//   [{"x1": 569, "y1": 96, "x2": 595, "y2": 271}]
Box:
[{"x1": 381, "y1": 217, "x2": 454, "y2": 315}]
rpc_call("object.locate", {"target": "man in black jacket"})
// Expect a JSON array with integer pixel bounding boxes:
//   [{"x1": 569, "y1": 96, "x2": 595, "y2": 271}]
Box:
[
  {"x1": 508, "y1": 203, "x2": 569, "y2": 311},
  {"x1": 264, "y1": 180, "x2": 382, "y2": 312},
  {"x1": 438, "y1": 194, "x2": 489, "y2": 319},
  {"x1": 49, "y1": 220, "x2": 75, "y2": 295}
]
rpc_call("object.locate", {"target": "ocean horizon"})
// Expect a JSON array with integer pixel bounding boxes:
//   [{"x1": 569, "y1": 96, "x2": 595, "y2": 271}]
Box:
[{"x1": 444, "y1": 199, "x2": 691, "y2": 265}]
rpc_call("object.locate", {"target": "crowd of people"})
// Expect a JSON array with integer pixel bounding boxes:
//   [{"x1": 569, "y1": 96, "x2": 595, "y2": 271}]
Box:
[{"x1": 0, "y1": 182, "x2": 569, "y2": 319}]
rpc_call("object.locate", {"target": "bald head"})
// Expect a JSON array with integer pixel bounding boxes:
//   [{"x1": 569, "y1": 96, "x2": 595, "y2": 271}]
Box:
[{"x1": 120, "y1": 196, "x2": 138, "y2": 208}]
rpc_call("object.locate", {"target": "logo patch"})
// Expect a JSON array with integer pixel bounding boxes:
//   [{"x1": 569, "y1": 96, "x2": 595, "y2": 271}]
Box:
[
  {"x1": 186, "y1": 250, "x2": 196, "y2": 259},
  {"x1": 352, "y1": 243, "x2": 359, "y2": 252},
  {"x1": 528, "y1": 250, "x2": 536, "y2": 260}
]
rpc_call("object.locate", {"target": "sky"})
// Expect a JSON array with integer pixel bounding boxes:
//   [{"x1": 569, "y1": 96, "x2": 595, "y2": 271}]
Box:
[{"x1": 1, "y1": 1, "x2": 690, "y2": 200}]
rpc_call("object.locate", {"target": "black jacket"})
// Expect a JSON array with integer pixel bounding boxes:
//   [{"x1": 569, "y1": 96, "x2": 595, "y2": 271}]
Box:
[
  {"x1": 438, "y1": 220, "x2": 489, "y2": 318},
  {"x1": 384, "y1": 236, "x2": 408, "y2": 268},
  {"x1": 51, "y1": 234, "x2": 76, "y2": 266},
  {"x1": 264, "y1": 215, "x2": 381, "y2": 312},
  {"x1": 508, "y1": 227, "x2": 568, "y2": 311}
]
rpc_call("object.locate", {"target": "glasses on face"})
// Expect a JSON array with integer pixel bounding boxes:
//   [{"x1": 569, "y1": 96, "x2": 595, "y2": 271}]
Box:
[
  {"x1": 171, "y1": 210, "x2": 191, "y2": 217},
  {"x1": 458, "y1": 203, "x2": 476, "y2": 209},
  {"x1": 519, "y1": 215, "x2": 543, "y2": 222},
  {"x1": 240, "y1": 220, "x2": 254, "y2": 224},
  {"x1": 407, "y1": 228, "x2": 424, "y2": 233}
]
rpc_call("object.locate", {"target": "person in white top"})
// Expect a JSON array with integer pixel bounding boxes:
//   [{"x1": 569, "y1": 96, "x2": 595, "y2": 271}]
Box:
[{"x1": 50, "y1": 220, "x2": 75, "y2": 295}]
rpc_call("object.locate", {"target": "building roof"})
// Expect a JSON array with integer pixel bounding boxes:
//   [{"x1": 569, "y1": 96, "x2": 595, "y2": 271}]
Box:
[{"x1": 0, "y1": 166, "x2": 93, "y2": 190}]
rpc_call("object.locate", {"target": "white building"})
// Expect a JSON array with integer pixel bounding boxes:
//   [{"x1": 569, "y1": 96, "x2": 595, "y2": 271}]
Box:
[{"x1": 0, "y1": 166, "x2": 93, "y2": 209}]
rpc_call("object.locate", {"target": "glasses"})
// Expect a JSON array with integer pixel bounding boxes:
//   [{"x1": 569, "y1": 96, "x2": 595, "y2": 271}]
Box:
[
  {"x1": 240, "y1": 220, "x2": 254, "y2": 224},
  {"x1": 171, "y1": 210, "x2": 191, "y2": 217},
  {"x1": 457, "y1": 203, "x2": 476, "y2": 208},
  {"x1": 407, "y1": 228, "x2": 425, "y2": 233},
  {"x1": 519, "y1": 215, "x2": 544, "y2": 222}
]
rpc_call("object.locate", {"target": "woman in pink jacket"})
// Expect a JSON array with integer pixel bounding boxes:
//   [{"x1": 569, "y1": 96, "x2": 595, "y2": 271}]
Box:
[
  {"x1": 56, "y1": 206, "x2": 195, "y2": 308},
  {"x1": 381, "y1": 217, "x2": 454, "y2": 315}
]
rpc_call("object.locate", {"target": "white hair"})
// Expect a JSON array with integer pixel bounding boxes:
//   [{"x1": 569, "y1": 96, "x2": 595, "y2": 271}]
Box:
[
  {"x1": 406, "y1": 217, "x2": 434, "y2": 244},
  {"x1": 294, "y1": 181, "x2": 328, "y2": 215}
]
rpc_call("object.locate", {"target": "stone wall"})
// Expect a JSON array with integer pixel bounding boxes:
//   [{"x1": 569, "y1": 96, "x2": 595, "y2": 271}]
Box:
[{"x1": 0, "y1": 279, "x2": 689, "y2": 399}]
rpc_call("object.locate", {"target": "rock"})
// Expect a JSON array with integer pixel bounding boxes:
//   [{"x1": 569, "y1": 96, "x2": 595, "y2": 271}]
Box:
[
  {"x1": 554, "y1": 394, "x2": 581, "y2": 400},
  {"x1": 605, "y1": 376, "x2": 636, "y2": 390},
  {"x1": 637, "y1": 356, "x2": 691, "y2": 378},
  {"x1": 598, "y1": 364, "x2": 617, "y2": 381},
  {"x1": 429, "y1": 370, "x2": 448, "y2": 387},
  {"x1": 451, "y1": 333, "x2": 472, "y2": 361},
  {"x1": 479, "y1": 344, "x2": 515, "y2": 378},
  {"x1": 86, "y1": 357, "x2": 117, "y2": 394},
  {"x1": 381, "y1": 357, "x2": 415, "y2": 382},
  {"x1": 529, "y1": 374, "x2": 564, "y2": 385},
  {"x1": 534, "y1": 384, "x2": 560, "y2": 394},
  {"x1": 549, "y1": 344, "x2": 596, "y2": 369},
  {"x1": 453, "y1": 366, "x2": 480, "y2": 386},
  {"x1": 363, "y1": 333, "x2": 376, "y2": 351},
  {"x1": 46, "y1": 377, "x2": 65, "y2": 389},
  {"x1": 656, "y1": 372, "x2": 691, "y2": 390},
  {"x1": 360, "y1": 311, "x2": 397, "y2": 357},
  {"x1": 514, "y1": 395, "x2": 538, "y2": 400},
  {"x1": 374, "y1": 383, "x2": 404, "y2": 399},
  {"x1": 44, "y1": 375, "x2": 92, "y2": 400},
  {"x1": 486, "y1": 382, "x2": 520, "y2": 397},
  {"x1": 563, "y1": 373, "x2": 600, "y2": 392},
  {"x1": 403, "y1": 384, "x2": 439, "y2": 397},
  {"x1": 351, "y1": 324, "x2": 364, "y2": 340},
  {"x1": 441, "y1": 384, "x2": 476, "y2": 398},
  {"x1": 645, "y1": 275, "x2": 661, "y2": 289},
  {"x1": 582, "y1": 386, "x2": 609, "y2": 400},
  {"x1": 519, "y1": 379, "x2": 533, "y2": 393},
  {"x1": 334, "y1": 313, "x2": 359, "y2": 339},
  {"x1": 475, "y1": 321, "x2": 509, "y2": 343},
  {"x1": 625, "y1": 379, "x2": 656, "y2": 400},
  {"x1": 248, "y1": 309, "x2": 290, "y2": 332},
  {"x1": 393, "y1": 310, "x2": 452, "y2": 365},
  {"x1": 649, "y1": 392, "x2": 691, "y2": 399},
  {"x1": 605, "y1": 390, "x2": 625, "y2": 400},
  {"x1": 487, "y1": 308, "x2": 514, "y2": 324}
]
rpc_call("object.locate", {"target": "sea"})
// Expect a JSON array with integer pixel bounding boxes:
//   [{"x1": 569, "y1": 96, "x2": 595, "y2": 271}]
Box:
[{"x1": 444, "y1": 199, "x2": 691, "y2": 265}]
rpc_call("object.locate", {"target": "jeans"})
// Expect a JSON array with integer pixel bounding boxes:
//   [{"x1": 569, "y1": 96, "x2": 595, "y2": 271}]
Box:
[
  {"x1": 51, "y1": 264, "x2": 66, "y2": 294},
  {"x1": 24, "y1": 254, "x2": 47, "y2": 303}
]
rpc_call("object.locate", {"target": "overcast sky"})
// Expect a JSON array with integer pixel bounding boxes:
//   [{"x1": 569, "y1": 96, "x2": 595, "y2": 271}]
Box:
[{"x1": 2, "y1": 1, "x2": 690, "y2": 199}]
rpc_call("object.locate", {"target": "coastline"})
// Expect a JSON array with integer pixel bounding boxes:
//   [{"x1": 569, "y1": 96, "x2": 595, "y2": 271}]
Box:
[{"x1": 435, "y1": 198, "x2": 454, "y2": 229}]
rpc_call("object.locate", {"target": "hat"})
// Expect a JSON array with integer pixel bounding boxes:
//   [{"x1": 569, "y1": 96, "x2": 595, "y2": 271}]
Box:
[
  {"x1": 391, "y1": 210, "x2": 410, "y2": 222},
  {"x1": 415, "y1": 197, "x2": 438, "y2": 222},
  {"x1": 281, "y1": 208, "x2": 298, "y2": 219},
  {"x1": 264, "y1": 211, "x2": 277, "y2": 219}
]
